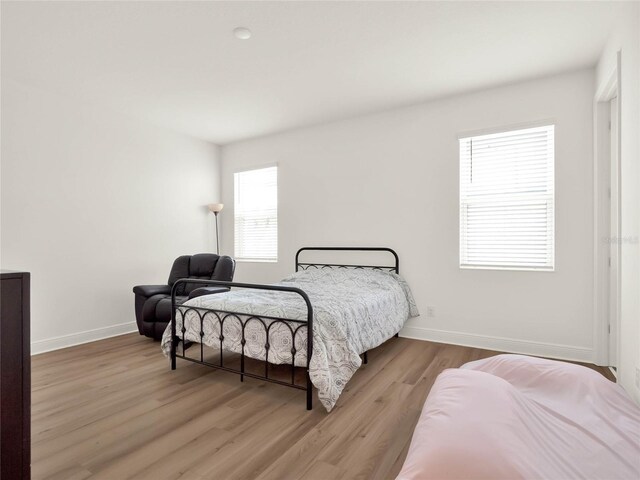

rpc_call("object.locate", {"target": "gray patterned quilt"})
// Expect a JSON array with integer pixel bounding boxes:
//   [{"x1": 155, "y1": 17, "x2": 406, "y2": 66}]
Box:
[{"x1": 161, "y1": 268, "x2": 419, "y2": 411}]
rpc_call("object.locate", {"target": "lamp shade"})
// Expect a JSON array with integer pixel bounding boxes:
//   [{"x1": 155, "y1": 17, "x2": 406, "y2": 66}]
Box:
[{"x1": 208, "y1": 203, "x2": 224, "y2": 214}]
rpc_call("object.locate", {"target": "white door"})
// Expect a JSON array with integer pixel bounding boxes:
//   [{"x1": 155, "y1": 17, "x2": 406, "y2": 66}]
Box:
[{"x1": 609, "y1": 95, "x2": 620, "y2": 368}]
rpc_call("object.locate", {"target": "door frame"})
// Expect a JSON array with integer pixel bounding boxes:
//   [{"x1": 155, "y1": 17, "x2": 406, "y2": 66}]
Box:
[{"x1": 593, "y1": 51, "x2": 622, "y2": 368}]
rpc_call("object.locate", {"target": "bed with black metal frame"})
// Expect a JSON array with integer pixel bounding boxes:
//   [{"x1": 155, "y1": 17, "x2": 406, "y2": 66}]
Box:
[{"x1": 170, "y1": 246, "x2": 399, "y2": 410}]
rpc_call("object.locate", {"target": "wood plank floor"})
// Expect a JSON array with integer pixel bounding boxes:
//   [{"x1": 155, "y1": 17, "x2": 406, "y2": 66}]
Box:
[{"x1": 31, "y1": 333, "x2": 613, "y2": 480}]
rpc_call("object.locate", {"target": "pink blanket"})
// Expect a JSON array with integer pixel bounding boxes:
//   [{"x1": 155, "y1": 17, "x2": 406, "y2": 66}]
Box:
[{"x1": 397, "y1": 355, "x2": 640, "y2": 480}]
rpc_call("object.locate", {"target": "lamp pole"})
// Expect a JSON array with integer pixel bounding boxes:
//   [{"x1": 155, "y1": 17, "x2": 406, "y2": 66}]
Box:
[
  {"x1": 214, "y1": 211, "x2": 220, "y2": 255},
  {"x1": 207, "y1": 203, "x2": 224, "y2": 255}
]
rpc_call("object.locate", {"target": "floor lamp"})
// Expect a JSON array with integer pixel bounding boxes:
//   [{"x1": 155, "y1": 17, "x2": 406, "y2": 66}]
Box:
[{"x1": 207, "y1": 203, "x2": 224, "y2": 254}]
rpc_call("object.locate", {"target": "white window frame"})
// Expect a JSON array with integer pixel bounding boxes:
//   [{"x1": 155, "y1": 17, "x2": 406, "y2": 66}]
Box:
[
  {"x1": 459, "y1": 123, "x2": 555, "y2": 272},
  {"x1": 233, "y1": 164, "x2": 278, "y2": 263}
]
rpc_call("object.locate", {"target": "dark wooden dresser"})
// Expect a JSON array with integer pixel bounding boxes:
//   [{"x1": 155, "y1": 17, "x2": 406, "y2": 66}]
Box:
[{"x1": 1, "y1": 271, "x2": 31, "y2": 479}]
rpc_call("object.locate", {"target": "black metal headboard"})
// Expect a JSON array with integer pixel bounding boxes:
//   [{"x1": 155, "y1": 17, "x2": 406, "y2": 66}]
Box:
[{"x1": 295, "y1": 247, "x2": 399, "y2": 274}]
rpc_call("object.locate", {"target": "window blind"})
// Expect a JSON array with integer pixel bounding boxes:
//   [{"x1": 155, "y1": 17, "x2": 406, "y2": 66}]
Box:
[
  {"x1": 459, "y1": 125, "x2": 555, "y2": 270},
  {"x1": 234, "y1": 166, "x2": 278, "y2": 262}
]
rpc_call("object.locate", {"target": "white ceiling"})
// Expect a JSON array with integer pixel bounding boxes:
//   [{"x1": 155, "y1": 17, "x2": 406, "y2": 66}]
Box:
[{"x1": 1, "y1": 1, "x2": 631, "y2": 144}]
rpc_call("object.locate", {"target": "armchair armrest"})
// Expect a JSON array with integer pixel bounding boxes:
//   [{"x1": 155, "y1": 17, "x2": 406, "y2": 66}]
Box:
[
  {"x1": 188, "y1": 286, "x2": 230, "y2": 299},
  {"x1": 133, "y1": 284, "x2": 171, "y2": 297}
]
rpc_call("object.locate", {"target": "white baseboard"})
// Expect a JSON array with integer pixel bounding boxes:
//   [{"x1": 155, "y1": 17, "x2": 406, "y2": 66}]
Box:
[
  {"x1": 32, "y1": 321, "x2": 138, "y2": 355},
  {"x1": 400, "y1": 326, "x2": 594, "y2": 363}
]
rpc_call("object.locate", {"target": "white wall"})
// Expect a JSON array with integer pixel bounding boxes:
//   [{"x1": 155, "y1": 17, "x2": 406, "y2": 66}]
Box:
[
  {"x1": 1, "y1": 79, "x2": 221, "y2": 353},
  {"x1": 596, "y1": 4, "x2": 640, "y2": 401},
  {"x1": 220, "y1": 69, "x2": 596, "y2": 362}
]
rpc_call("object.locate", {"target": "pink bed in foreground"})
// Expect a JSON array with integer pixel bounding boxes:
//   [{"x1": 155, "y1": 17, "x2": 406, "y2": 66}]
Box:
[{"x1": 397, "y1": 355, "x2": 640, "y2": 480}]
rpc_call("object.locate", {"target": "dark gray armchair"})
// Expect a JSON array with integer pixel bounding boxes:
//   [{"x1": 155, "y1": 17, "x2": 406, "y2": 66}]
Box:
[{"x1": 133, "y1": 253, "x2": 235, "y2": 340}]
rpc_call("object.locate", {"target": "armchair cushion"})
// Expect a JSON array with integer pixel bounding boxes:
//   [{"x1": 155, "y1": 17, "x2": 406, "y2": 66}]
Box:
[
  {"x1": 213, "y1": 257, "x2": 235, "y2": 284},
  {"x1": 188, "y1": 286, "x2": 230, "y2": 299},
  {"x1": 154, "y1": 296, "x2": 188, "y2": 325},
  {"x1": 133, "y1": 284, "x2": 172, "y2": 297},
  {"x1": 141, "y1": 294, "x2": 185, "y2": 325}
]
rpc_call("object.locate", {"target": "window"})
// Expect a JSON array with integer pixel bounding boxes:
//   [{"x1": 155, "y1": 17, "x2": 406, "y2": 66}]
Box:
[
  {"x1": 234, "y1": 166, "x2": 278, "y2": 262},
  {"x1": 459, "y1": 125, "x2": 555, "y2": 270}
]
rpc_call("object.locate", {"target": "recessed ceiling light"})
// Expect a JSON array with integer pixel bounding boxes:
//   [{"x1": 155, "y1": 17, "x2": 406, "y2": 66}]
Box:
[{"x1": 233, "y1": 27, "x2": 252, "y2": 40}]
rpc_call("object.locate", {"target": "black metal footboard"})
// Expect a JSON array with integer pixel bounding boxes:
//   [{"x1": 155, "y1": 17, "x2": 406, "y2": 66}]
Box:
[{"x1": 170, "y1": 279, "x2": 314, "y2": 410}]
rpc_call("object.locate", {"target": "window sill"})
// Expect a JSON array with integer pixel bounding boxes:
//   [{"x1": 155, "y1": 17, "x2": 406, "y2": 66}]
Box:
[
  {"x1": 460, "y1": 265, "x2": 555, "y2": 272},
  {"x1": 236, "y1": 258, "x2": 278, "y2": 264}
]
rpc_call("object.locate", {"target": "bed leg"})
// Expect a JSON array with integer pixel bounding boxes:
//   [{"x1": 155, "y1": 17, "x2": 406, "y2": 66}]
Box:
[
  {"x1": 240, "y1": 352, "x2": 245, "y2": 382},
  {"x1": 171, "y1": 288, "x2": 178, "y2": 371},
  {"x1": 170, "y1": 340, "x2": 176, "y2": 370},
  {"x1": 363, "y1": 351, "x2": 368, "y2": 364},
  {"x1": 306, "y1": 373, "x2": 312, "y2": 410}
]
